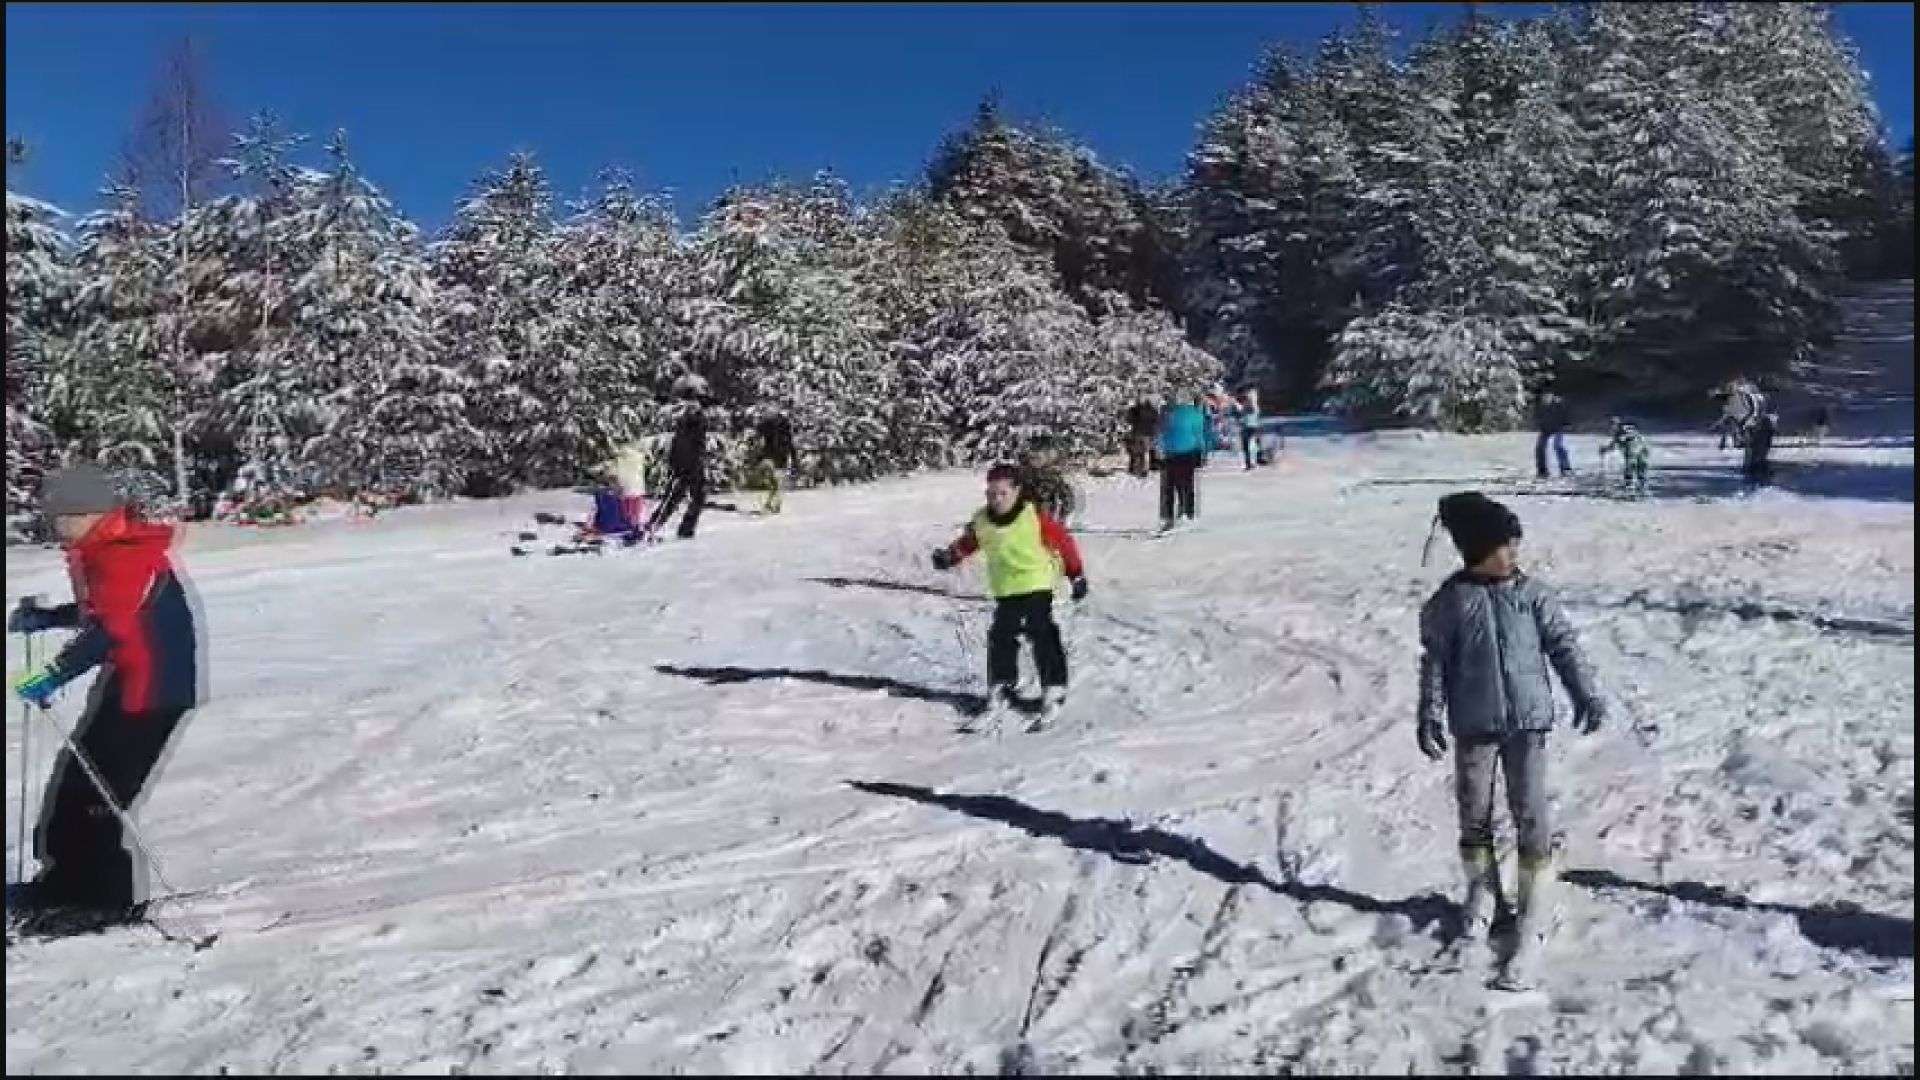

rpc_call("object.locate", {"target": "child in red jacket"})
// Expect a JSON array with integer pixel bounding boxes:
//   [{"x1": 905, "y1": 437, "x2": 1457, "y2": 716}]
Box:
[{"x1": 11, "y1": 465, "x2": 203, "y2": 923}]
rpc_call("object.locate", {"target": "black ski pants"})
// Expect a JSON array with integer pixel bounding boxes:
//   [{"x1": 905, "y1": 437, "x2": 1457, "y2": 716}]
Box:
[
  {"x1": 988, "y1": 591, "x2": 1067, "y2": 691},
  {"x1": 1159, "y1": 452, "x2": 1200, "y2": 522},
  {"x1": 33, "y1": 680, "x2": 189, "y2": 909},
  {"x1": 648, "y1": 468, "x2": 707, "y2": 538}
]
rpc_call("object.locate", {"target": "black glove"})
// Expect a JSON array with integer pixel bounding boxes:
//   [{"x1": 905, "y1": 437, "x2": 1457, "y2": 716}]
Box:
[
  {"x1": 930, "y1": 547, "x2": 954, "y2": 571},
  {"x1": 1574, "y1": 698, "x2": 1606, "y2": 735},
  {"x1": 8, "y1": 601, "x2": 54, "y2": 635},
  {"x1": 1070, "y1": 577, "x2": 1089, "y2": 602},
  {"x1": 1417, "y1": 718, "x2": 1449, "y2": 761}
]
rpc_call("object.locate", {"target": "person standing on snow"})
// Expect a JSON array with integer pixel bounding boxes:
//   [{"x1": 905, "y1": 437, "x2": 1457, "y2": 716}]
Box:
[
  {"x1": 1532, "y1": 392, "x2": 1573, "y2": 480},
  {"x1": 1156, "y1": 390, "x2": 1212, "y2": 533},
  {"x1": 1416, "y1": 491, "x2": 1605, "y2": 986},
  {"x1": 930, "y1": 463, "x2": 1089, "y2": 731},
  {"x1": 9, "y1": 464, "x2": 204, "y2": 927},
  {"x1": 646, "y1": 375, "x2": 711, "y2": 540},
  {"x1": 1124, "y1": 399, "x2": 1159, "y2": 478},
  {"x1": 1597, "y1": 417, "x2": 1649, "y2": 496},
  {"x1": 1743, "y1": 411, "x2": 1777, "y2": 489},
  {"x1": 749, "y1": 407, "x2": 795, "y2": 515},
  {"x1": 1237, "y1": 388, "x2": 1263, "y2": 470}
]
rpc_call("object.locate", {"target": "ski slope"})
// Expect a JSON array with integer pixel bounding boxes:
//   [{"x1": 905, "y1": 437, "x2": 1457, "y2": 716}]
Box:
[
  {"x1": 6, "y1": 429, "x2": 1910, "y2": 1074},
  {"x1": 5, "y1": 300, "x2": 1914, "y2": 1071}
]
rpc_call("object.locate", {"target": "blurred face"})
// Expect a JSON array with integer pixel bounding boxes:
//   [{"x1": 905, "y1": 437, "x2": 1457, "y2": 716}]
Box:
[
  {"x1": 53, "y1": 512, "x2": 106, "y2": 545},
  {"x1": 1472, "y1": 541, "x2": 1520, "y2": 579},
  {"x1": 985, "y1": 477, "x2": 1020, "y2": 515}
]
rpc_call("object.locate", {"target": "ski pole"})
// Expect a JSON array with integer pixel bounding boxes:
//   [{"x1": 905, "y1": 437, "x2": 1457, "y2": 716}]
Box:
[{"x1": 15, "y1": 621, "x2": 35, "y2": 886}]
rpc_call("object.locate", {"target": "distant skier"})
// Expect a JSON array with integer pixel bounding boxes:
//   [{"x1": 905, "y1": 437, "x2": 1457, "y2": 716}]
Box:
[
  {"x1": 1532, "y1": 392, "x2": 1573, "y2": 480},
  {"x1": 1597, "y1": 417, "x2": 1649, "y2": 496},
  {"x1": 930, "y1": 463, "x2": 1088, "y2": 731},
  {"x1": 645, "y1": 375, "x2": 711, "y2": 540},
  {"x1": 1807, "y1": 404, "x2": 1832, "y2": 447},
  {"x1": 1237, "y1": 388, "x2": 1262, "y2": 470},
  {"x1": 9, "y1": 465, "x2": 203, "y2": 929},
  {"x1": 1124, "y1": 399, "x2": 1159, "y2": 478},
  {"x1": 1156, "y1": 390, "x2": 1213, "y2": 533},
  {"x1": 1416, "y1": 491, "x2": 1605, "y2": 987},
  {"x1": 748, "y1": 407, "x2": 795, "y2": 515},
  {"x1": 1743, "y1": 411, "x2": 1778, "y2": 488}
]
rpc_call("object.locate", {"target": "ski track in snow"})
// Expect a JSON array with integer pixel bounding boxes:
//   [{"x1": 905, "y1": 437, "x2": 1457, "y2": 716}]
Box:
[{"x1": 5, "y1": 417, "x2": 1914, "y2": 1071}]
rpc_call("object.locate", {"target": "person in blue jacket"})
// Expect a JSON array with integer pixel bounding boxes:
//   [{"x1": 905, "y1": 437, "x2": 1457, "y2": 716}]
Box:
[{"x1": 1157, "y1": 389, "x2": 1214, "y2": 533}]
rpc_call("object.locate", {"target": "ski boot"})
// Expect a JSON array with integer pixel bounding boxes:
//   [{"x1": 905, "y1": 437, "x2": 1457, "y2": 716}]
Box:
[
  {"x1": 1494, "y1": 854, "x2": 1560, "y2": 991},
  {"x1": 957, "y1": 685, "x2": 1017, "y2": 735},
  {"x1": 1028, "y1": 686, "x2": 1068, "y2": 732},
  {"x1": 1437, "y1": 845, "x2": 1502, "y2": 970}
]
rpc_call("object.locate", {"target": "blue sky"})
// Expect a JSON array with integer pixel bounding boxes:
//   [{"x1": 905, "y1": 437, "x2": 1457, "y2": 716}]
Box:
[{"x1": 7, "y1": 3, "x2": 1915, "y2": 231}]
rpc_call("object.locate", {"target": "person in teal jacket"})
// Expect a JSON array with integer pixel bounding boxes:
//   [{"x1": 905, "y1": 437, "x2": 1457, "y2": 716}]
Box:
[{"x1": 1157, "y1": 391, "x2": 1213, "y2": 532}]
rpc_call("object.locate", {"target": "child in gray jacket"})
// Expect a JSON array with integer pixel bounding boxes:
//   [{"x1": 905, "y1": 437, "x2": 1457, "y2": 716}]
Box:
[{"x1": 1417, "y1": 491, "x2": 1606, "y2": 979}]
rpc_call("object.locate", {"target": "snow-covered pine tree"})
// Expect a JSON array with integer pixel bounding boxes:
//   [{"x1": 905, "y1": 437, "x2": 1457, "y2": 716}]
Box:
[
  {"x1": 1183, "y1": 42, "x2": 1363, "y2": 405},
  {"x1": 48, "y1": 182, "x2": 178, "y2": 498},
  {"x1": 1324, "y1": 15, "x2": 1586, "y2": 428},
  {"x1": 1569, "y1": 4, "x2": 1832, "y2": 395},
  {"x1": 546, "y1": 167, "x2": 683, "y2": 480},
  {"x1": 5, "y1": 171, "x2": 69, "y2": 524},
  {"x1": 200, "y1": 111, "x2": 319, "y2": 494},
  {"x1": 286, "y1": 131, "x2": 473, "y2": 502},
  {"x1": 927, "y1": 97, "x2": 1182, "y2": 318},
  {"x1": 431, "y1": 152, "x2": 566, "y2": 494}
]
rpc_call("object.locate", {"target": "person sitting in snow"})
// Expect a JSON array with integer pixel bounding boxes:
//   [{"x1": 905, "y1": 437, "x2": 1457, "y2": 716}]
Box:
[
  {"x1": 1416, "y1": 491, "x2": 1605, "y2": 983},
  {"x1": 930, "y1": 463, "x2": 1089, "y2": 731},
  {"x1": 10, "y1": 464, "x2": 204, "y2": 929},
  {"x1": 1597, "y1": 417, "x2": 1649, "y2": 496}
]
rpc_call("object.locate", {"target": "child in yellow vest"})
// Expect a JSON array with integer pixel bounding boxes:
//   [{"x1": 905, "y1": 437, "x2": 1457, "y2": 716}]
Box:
[{"x1": 932, "y1": 463, "x2": 1089, "y2": 730}]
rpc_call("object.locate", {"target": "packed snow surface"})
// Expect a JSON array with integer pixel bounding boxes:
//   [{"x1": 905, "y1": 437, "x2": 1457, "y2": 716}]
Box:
[{"x1": 5, "y1": 423, "x2": 1913, "y2": 1073}]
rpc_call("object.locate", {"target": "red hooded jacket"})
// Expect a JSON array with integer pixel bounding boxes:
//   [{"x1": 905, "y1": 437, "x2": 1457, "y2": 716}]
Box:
[{"x1": 46, "y1": 508, "x2": 201, "y2": 715}]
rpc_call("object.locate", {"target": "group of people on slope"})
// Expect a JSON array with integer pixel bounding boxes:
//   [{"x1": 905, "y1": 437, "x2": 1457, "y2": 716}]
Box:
[
  {"x1": 1123, "y1": 386, "x2": 1275, "y2": 535},
  {"x1": 1534, "y1": 385, "x2": 1804, "y2": 497},
  {"x1": 589, "y1": 375, "x2": 796, "y2": 545}
]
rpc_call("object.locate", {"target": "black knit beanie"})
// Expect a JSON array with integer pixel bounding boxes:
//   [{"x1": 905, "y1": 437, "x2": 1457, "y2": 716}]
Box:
[{"x1": 1438, "y1": 491, "x2": 1522, "y2": 567}]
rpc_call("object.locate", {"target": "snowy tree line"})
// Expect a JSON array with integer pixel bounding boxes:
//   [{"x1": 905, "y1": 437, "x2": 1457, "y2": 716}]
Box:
[
  {"x1": 5, "y1": 128, "x2": 1214, "y2": 522},
  {"x1": 930, "y1": 4, "x2": 1910, "y2": 430},
  {"x1": 5, "y1": 3, "x2": 1913, "y2": 522}
]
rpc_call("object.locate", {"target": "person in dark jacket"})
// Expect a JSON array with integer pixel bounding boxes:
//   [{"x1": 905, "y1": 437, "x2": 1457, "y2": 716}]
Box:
[
  {"x1": 1743, "y1": 411, "x2": 1777, "y2": 488},
  {"x1": 1532, "y1": 393, "x2": 1573, "y2": 480},
  {"x1": 646, "y1": 377, "x2": 711, "y2": 539},
  {"x1": 1416, "y1": 491, "x2": 1604, "y2": 978},
  {"x1": 1124, "y1": 400, "x2": 1159, "y2": 477},
  {"x1": 10, "y1": 464, "x2": 203, "y2": 919}
]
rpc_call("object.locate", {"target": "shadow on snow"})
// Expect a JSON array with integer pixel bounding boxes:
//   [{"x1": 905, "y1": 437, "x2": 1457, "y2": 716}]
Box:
[
  {"x1": 845, "y1": 780, "x2": 1457, "y2": 933},
  {"x1": 1561, "y1": 869, "x2": 1914, "y2": 963},
  {"x1": 657, "y1": 664, "x2": 986, "y2": 714}
]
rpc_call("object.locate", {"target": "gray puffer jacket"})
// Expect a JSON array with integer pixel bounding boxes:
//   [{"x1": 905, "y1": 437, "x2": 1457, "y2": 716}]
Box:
[{"x1": 1418, "y1": 570, "x2": 1602, "y2": 739}]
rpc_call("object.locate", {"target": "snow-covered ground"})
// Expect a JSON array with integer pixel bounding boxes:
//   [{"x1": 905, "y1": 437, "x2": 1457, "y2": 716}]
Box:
[{"x1": 5, "y1": 285, "x2": 1913, "y2": 1074}]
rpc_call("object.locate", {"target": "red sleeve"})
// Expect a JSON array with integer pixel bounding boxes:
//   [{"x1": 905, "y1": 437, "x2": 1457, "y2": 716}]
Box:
[
  {"x1": 949, "y1": 523, "x2": 980, "y2": 562},
  {"x1": 1037, "y1": 512, "x2": 1084, "y2": 579}
]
